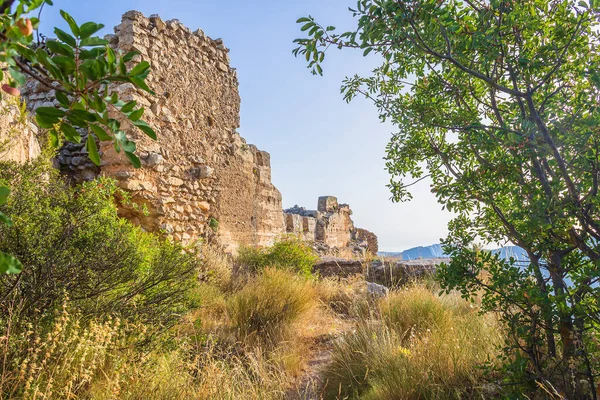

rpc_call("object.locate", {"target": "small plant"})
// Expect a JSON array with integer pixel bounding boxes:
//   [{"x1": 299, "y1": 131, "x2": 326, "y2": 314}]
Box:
[
  {"x1": 236, "y1": 235, "x2": 318, "y2": 277},
  {"x1": 3, "y1": 299, "x2": 122, "y2": 399},
  {"x1": 208, "y1": 217, "x2": 219, "y2": 232}
]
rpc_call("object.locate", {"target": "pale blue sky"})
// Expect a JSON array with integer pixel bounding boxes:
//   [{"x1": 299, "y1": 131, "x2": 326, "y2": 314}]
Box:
[{"x1": 38, "y1": 0, "x2": 453, "y2": 251}]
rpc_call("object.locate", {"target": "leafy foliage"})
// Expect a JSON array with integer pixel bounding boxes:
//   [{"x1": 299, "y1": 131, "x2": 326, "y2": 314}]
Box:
[
  {"x1": 0, "y1": 160, "x2": 198, "y2": 327},
  {"x1": 295, "y1": 0, "x2": 600, "y2": 397},
  {"x1": 1, "y1": 2, "x2": 155, "y2": 164},
  {"x1": 236, "y1": 235, "x2": 319, "y2": 277}
]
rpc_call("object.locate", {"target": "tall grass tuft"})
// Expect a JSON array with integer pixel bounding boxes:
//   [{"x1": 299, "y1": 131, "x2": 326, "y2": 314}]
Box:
[
  {"x1": 227, "y1": 268, "x2": 316, "y2": 345},
  {"x1": 2, "y1": 300, "x2": 121, "y2": 399}
]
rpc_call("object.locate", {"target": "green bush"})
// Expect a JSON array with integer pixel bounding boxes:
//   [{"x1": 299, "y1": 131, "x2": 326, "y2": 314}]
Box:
[
  {"x1": 0, "y1": 160, "x2": 199, "y2": 327},
  {"x1": 226, "y1": 268, "x2": 315, "y2": 345},
  {"x1": 236, "y1": 235, "x2": 318, "y2": 277}
]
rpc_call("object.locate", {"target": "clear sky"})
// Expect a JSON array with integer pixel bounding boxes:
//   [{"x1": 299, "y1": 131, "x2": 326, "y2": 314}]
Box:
[{"x1": 38, "y1": 0, "x2": 454, "y2": 252}]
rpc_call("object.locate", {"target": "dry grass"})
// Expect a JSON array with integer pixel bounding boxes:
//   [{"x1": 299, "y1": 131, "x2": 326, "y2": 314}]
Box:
[
  {"x1": 322, "y1": 286, "x2": 501, "y2": 400},
  {"x1": 226, "y1": 268, "x2": 317, "y2": 346},
  {"x1": 1, "y1": 244, "x2": 504, "y2": 400},
  {"x1": 1, "y1": 300, "x2": 122, "y2": 399}
]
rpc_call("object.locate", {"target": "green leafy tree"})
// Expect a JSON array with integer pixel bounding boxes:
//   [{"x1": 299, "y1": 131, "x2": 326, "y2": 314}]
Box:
[
  {"x1": 295, "y1": 0, "x2": 600, "y2": 397},
  {"x1": 0, "y1": 0, "x2": 156, "y2": 274}
]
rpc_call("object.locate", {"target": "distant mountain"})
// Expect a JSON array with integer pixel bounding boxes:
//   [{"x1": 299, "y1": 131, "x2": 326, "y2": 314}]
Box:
[
  {"x1": 490, "y1": 246, "x2": 529, "y2": 263},
  {"x1": 379, "y1": 244, "x2": 529, "y2": 263},
  {"x1": 379, "y1": 244, "x2": 447, "y2": 260}
]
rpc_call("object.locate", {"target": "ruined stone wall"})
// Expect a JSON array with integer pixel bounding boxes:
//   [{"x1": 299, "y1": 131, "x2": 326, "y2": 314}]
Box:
[
  {"x1": 18, "y1": 11, "x2": 378, "y2": 257},
  {"x1": 23, "y1": 11, "x2": 284, "y2": 252},
  {"x1": 355, "y1": 228, "x2": 379, "y2": 255},
  {"x1": 284, "y1": 196, "x2": 379, "y2": 256}
]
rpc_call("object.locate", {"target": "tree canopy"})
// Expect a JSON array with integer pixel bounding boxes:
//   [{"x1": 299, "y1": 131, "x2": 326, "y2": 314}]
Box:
[{"x1": 295, "y1": 0, "x2": 600, "y2": 397}]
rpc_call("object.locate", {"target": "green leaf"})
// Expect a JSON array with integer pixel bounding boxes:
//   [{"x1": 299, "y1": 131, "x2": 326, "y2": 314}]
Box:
[
  {"x1": 46, "y1": 40, "x2": 74, "y2": 56},
  {"x1": 0, "y1": 186, "x2": 10, "y2": 206},
  {"x1": 67, "y1": 109, "x2": 97, "y2": 127},
  {"x1": 54, "y1": 28, "x2": 77, "y2": 47},
  {"x1": 79, "y1": 22, "x2": 104, "y2": 39},
  {"x1": 86, "y1": 134, "x2": 100, "y2": 165},
  {"x1": 36, "y1": 107, "x2": 65, "y2": 128},
  {"x1": 106, "y1": 46, "x2": 116, "y2": 67},
  {"x1": 123, "y1": 51, "x2": 140, "y2": 62},
  {"x1": 55, "y1": 91, "x2": 70, "y2": 108},
  {"x1": 125, "y1": 151, "x2": 141, "y2": 168},
  {"x1": 114, "y1": 130, "x2": 136, "y2": 153},
  {"x1": 60, "y1": 10, "x2": 80, "y2": 37},
  {"x1": 0, "y1": 211, "x2": 12, "y2": 227},
  {"x1": 128, "y1": 108, "x2": 144, "y2": 122},
  {"x1": 0, "y1": 251, "x2": 23, "y2": 275},
  {"x1": 129, "y1": 61, "x2": 150, "y2": 77},
  {"x1": 60, "y1": 123, "x2": 81, "y2": 143},
  {"x1": 120, "y1": 100, "x2": 137, "y2": 113},
  {"x1": 14, "y1": 43, "x2": 37, "y2": 61},
  {"x1": 129, "y1": 77, "x2": 153, "y2": 94},
  {"x1": 297, "y1": 17, "x2": 311, "y2": 23},
  {"x1": 8, "y1": 67, "x2": 26, "y2": 86},
  {"x1": 133, "y1": 120, "x2": 157, "y2": 140},
  {"x1": 90, "y1": 124, "x2": 112, "y2": 141},
  {"x1": 80, "y1": 36, "x2": 108, "y2": 47},
  {"x1": 49, "y1": 129, "x2": 60, "y2": 147},
  {"x1": 301, "y1": 22, "x2": 314, "y2": 32}
]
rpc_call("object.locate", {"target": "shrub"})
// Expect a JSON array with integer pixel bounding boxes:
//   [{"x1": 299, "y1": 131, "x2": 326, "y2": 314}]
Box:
[
  {"x1": 236, "y1": 245, "x2": 268, "y2": 274},
  {"x1": 0, "y1": 160, "x2": 199, "y2": 327},
  {"x1": 226, "y1": 268, "x2": 316, "y2": 345},
  {"x1": 236, "y1": 235, "x2": 318, "y2": 277},
  {"x1": 198, "y1": 245, "x2": 233, "y2": 290},
  {"x1": 323, "y1": 286, "x2": 500, "y2": 399}
]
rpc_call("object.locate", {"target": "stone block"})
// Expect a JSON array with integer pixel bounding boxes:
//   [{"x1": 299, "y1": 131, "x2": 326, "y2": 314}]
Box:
[{"x1": 318, "y1": 196, "x2": 338, "y2": 212}]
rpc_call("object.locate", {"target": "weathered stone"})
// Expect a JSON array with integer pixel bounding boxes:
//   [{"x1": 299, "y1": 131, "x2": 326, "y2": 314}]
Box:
[
  {"x1": 367, "y1": 259, "x2": 443, "y2": 288},
  {"x1": 367, "y1": 282, "x2": 389, "y2": 298},
  {"x1": 144, "y1": 152, "x2": 164, "y2": 166},
  {"x1": 313, "y1": 257, "x2": 364, "y2": 278},
  {"x1": 168, "y1": 177, "x2": 184, "y2": 186},
  {"x1": 112, "y1": 170, "x2": 132, "y2": 180},
  {"x1": 355, "y1": 228, "x2": 379, "y2": 254},
  {"x1": 197, "y1": 201, "x2": 211, "y2": 212},
  {"x1": 149, "y1": 14, "x2": 166, "y2": 32},
  {"x1": 318, "y1": 196, "x2": 339, "y2": 212}
]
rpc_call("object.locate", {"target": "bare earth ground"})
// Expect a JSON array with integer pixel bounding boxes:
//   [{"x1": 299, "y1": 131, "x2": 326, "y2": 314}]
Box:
[{"x1": 286, "y1": 312, "x2": 352, "y2": 400}]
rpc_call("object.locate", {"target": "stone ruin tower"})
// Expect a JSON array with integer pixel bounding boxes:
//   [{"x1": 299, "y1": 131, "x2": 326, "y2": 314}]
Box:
[{"x1": 23, "y1": 11, "x2": 285, "y2": 252}]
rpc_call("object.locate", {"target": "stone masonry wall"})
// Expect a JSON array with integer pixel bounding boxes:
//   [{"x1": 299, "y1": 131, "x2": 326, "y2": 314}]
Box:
[{"x1": 23, "y1": 11, "x2": 284, "y2": 252}]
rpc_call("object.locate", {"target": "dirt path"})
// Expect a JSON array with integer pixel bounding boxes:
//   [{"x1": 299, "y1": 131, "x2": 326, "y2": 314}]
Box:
[
  {"x1": 289, "y1": 336, "x2": 334, "y2": 400},
  {"x1": 286, "y1": 316, "x2": 352, "y2": 400}
]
